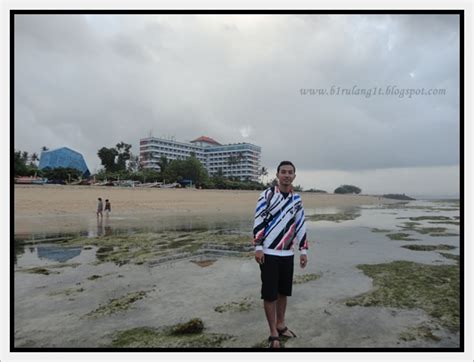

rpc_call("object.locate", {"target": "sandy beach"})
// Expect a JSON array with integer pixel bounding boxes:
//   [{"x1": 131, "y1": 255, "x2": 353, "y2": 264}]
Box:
[
  {"x1": 13, "y1": 185, "x2": 460, "y2": 349},
  {"x1": 14, "y1": 185, "x2": 397, "y2": 234}
]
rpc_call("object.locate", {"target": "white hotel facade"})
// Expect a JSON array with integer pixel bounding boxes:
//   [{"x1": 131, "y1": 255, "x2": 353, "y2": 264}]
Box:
[{"x1": 139, "y1": 136, "x2": 261, "y2": 181}]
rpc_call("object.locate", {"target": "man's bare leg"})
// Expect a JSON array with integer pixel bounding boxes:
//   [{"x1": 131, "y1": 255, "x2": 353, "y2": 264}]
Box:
[
  {"x1": 263, "y1": 300, "x2": 280, "y2": 347},
  {"x1": 276, "y1": 294, "x2": 297, "y2": 337},
  {"x1": 276, "y1": 293, "x2": 287, "y2": 331}
]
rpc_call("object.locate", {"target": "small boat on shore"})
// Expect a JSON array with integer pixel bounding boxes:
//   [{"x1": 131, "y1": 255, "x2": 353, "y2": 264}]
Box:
[
  {"x1": 92, "y1": 180, "x2": 114, "y2": 186},
  {"x1": 15, "y1": 176, "x2": 48, "y2": 185},
  {"x1": 135, "y1": 182, "x2": 162, "y2": 188},
  {"x1": 114, "y1": 180, "x2": 141, "y2": 187},
  {"x1": 160, "y1": 182, "x2": 180, "y2": 188}
]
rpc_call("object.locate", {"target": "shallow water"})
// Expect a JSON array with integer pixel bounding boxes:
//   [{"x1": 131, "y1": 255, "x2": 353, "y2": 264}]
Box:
[{"x1": 14, "y1": 199, "x2": 461, "y2": 348}]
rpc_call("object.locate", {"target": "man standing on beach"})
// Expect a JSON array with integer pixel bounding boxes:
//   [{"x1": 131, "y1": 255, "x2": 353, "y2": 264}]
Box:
[
  {"x1": 97, "y1": 197, "x2": 103, "y2": 218},
  {"x1": 104, "y1": 199, "x2": 111, "y2": 216},
  {"x1": 253, "y1": 161, "x2": 309, "y2": 348}
]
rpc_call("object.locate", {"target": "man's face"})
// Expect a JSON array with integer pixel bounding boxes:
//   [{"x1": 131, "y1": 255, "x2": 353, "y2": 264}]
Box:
[{"x1": 277, "y1": 165, "x2": 296, "y2": 187}]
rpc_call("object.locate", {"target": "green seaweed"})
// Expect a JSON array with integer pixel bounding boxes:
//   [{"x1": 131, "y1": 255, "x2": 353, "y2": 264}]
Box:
[
  {"x1": 413, "y1": 227, "x2": 448, "y2": 234},
  {"x1": 110, "y1": 318, "x2": 233, "y2": 348},
  {"x1": 345, "y1": 261, "x2": 459, "y2": 331},
  {"x1": 61, "y1": 230, "x2": 254, "y2": 266},
  {"x1": 439, "y1": 253, "x2": 460, "y2": 262},
  {"x1": 169, "y1": 318, "x2": 204, "y2": 334},
  {"x1": 401, "y1": 244, "x2": 456, "y2": 251},
  {"x1": 293, "y1": 273, "x2": 321, "y2": 284},
  {"x1": 386, "y1": 233, "x2": 420, "y2": 241},
  {"x1": 429, "y1": 233, "x2": 459, "y2": 237},
  {"x1": 84, "y1": 290, "x2": 150, "y2": 319},
  {"x1": 48, "y1": 287, "x2": 84, "y2": 297},
  {"x1": 398, "y1": 222, "x2": 421, "y2": 229},
  {"x1": 399, "y1": 323, "x2": 441, "y2": 342},
  {"x1": 214, "y1": 297, "x2": 254, "y2": 313},
  {"x1": 87, "y1": 275, "x2": 102, "y2": 281},
  {"x1": 252, "y1": 338, "x2": 286, "y2": 348},
  {"x1": 371, "y1": 228, "x2": 392, "y2": 233},
  {"x1": 306, "y1": 211, "x2": 360, "y2": 223},
  {"x1": 408, "y1": 216, "x2": 451, "y2": 221},
  {"x1": 35, "y1": 263, "x2": 81, "y2": 270},
  {"x1": 395, "y1": 223, "x2": 459, "y2": 238},
  {"x1": 17, "y1": 267, "x2": 60, "y2": 275},
  {"x1": 427, "y1": 221, "x2": 460, "y2": 226},
  {"x1": 182, "y1": 242, "x2": 205, "y2": 253},
  {"x1": 381, "y1": 204, "x2": 458, "y2": 211}
]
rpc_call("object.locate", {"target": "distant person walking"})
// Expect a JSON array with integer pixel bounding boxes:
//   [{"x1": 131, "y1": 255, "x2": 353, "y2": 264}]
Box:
[
  {"x1": 97, "y1": 197, "x2": 103, "y2": 218},
  {"x1": 104, "y1": 199, "x2": 111, "y2": 216}
]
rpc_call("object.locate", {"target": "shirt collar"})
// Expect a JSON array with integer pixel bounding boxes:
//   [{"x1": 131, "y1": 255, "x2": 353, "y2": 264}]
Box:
[{"x1": 275, "y1": 184, "x2": 293, "y2": 195}]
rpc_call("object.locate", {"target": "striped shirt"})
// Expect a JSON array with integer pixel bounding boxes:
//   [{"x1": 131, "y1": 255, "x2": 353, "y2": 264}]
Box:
[{"x1": 253, "y1": 185, "x2": 309, "y2": 256}]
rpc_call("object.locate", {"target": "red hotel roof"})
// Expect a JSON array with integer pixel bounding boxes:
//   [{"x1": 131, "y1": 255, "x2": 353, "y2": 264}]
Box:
[{"x1": 190, "y1": 136, "x2": 221, "y2": 145}]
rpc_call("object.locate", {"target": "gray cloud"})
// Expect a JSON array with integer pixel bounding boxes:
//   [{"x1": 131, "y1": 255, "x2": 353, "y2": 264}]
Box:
[{"x1": 14, "y1": 14, "x2": 460, "y2": 191}]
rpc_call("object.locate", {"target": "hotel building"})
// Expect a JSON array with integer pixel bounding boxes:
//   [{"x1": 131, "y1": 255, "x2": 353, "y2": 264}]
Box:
[{"x1": 139, "y1": 136, "x2": 261, "y2": 181}]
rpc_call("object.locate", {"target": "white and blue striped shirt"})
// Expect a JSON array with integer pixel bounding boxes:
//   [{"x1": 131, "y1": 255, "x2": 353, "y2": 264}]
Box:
[{"x1": 253, "y1": 185, "x2": 309, "y2": 256}]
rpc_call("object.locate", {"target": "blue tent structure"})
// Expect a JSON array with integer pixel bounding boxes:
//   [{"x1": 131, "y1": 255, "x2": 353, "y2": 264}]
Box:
[{"x1": 39, "y1": 147, "x2": 90, "y2": 177}]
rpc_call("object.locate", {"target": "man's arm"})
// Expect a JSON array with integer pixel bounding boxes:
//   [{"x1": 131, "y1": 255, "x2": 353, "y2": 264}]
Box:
[
  {"x1": 253, "y1": 189, "x2": 271, "y2": 264},
  {"x1": 294, "y1": 199, "x2": 309, "y2": 268}
]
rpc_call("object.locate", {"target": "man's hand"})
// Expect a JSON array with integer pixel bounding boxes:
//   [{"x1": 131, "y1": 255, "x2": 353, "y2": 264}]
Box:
[
  {"x1": 300, "y1": 254, "x2": 308, "y2": 268},
  {"x1": 255, "y1": 250, "x2": 264, "y2": 265}
]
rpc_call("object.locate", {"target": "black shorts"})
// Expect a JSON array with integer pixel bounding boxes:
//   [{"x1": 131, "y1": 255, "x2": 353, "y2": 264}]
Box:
[{"x1": 259, "y1": 254, "x2": 294, "y2": 302}]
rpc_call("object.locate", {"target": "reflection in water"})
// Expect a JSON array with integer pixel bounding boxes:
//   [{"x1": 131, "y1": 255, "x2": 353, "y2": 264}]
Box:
[
  {"x1": 97, "y1": 217, "x2": 113, "y2": 237},
  {"x1": 14, "y1": 242, "x2": 26, "y2": 265},
  {"x1": 16, "y1": 214, "x2": 253, "y2": 242},
  {"x1": 97, "y1": 217, "x2": 103, "y2": 237},
  {"x1": 37, "y1": 246, "x2": 82, "y2": 263}
]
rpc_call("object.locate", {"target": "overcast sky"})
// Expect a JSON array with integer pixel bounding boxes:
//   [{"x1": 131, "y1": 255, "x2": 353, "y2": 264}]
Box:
[{"x1": 14, "y1": 14, "x2": 460, "y2": 197}]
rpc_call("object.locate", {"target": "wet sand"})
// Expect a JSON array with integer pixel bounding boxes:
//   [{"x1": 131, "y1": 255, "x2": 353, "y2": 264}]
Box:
[
  {"x1": 14, "y1": 185, "x2": 397, "y2": 234},
  {"x1": 13, "y1": 199, "x2": 460, "y2": 349}
]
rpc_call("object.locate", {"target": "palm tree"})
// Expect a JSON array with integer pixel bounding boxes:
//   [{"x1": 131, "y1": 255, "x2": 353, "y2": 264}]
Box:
[
  {"x1": 30, "y1": 152, "x2": 39, "y2": 166},
  {"x1": 259, "y1": 166, "x2": 268, "y2": 184},
  {"x1": 158, "y1": 155, "x2": 169, "y2": 173}
]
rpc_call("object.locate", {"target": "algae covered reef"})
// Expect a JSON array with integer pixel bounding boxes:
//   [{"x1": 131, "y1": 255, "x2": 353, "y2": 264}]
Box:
[
  {"x1": 379, "y1": 202, "x2": 459, "y2": 212},
  {"x1": 293, "y1": 273, "x2": 322, "y2": 284},
  {"x1": 398, "y1": 222, "x2": 459, "y2": 237},
  {"x1": 345, "y1": 261, "x2": 460, "y2": 332},
  {"x1": 385, "y1": 233, "x2": 420, "y2": 241},
  {"x1": 17, "y1": 262, "x2": 81, "y2": 275},
  {"x1": 306, "y1": 210, "x2": 361, "y2": 223},
  {"x1": 399, "y1": 323, "x2": 442, "y2": 342},
  {"x1": 58, "y1": 229, "x2": 253, "y2": 266},
  {"x1": 214, "y1": 297, "x2": 256, "y2": 313},
  {"x1": 84, "y1": 290, "x2": 151, "y2": 319},
  {"x1": 400, "y1": 244, "x2": 456, "y2": 251},
  {"x1": 110, "y1": 318, "x2": 233, "y2": 348}
]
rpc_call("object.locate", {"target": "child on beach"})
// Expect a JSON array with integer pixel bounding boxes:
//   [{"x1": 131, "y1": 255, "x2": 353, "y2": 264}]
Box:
[{"x1": 104, "y1": 199, "x2": 111, "y2": 216}]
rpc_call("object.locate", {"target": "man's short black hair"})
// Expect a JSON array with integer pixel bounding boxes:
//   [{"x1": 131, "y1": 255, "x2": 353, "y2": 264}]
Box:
[{"x1": 277, "y1": 161, "x2": 296, "y2": 173}]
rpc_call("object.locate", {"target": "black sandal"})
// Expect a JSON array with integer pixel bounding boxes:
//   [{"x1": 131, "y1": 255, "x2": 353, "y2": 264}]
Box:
[
  {"x1": 277, "y1": 326, "x2": 297, "y2": 338},
  {"x1": 268, "y1": 335, "x2": 280, "y2": 348}
]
